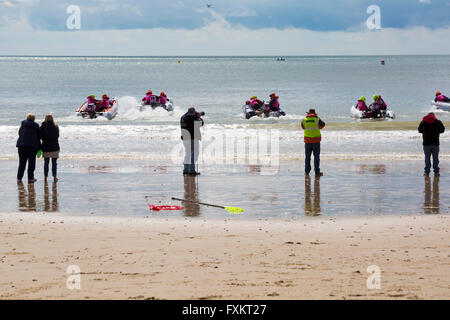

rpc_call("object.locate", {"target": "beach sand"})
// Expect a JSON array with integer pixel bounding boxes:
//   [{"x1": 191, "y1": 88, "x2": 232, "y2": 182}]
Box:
[
  {"x1": 0, "y1": 213, "x2": 448, "y2": 300},
  {"x1": 1, "y1": 158, "x2": 449, "y2": 299}
]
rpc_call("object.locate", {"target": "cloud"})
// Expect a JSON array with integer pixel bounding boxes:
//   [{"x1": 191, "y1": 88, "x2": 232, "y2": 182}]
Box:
[
  {"x1": 1, "y1": 0, "x2": 450, "y2": 32},
  {"x1": 1, "y1": 0, "x2": 450, "y2": 55},
  {"x1": 1, "y1": 17, "x2": 450, "y2": 56},
  {"x1": 3, "y1": 1, "x2": 17, "y2": 8}
]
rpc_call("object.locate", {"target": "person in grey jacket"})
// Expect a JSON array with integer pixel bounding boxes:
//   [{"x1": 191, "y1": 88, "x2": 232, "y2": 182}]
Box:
[{"x1": 16, "y1": 113, "x2": 41, "y2": 183}]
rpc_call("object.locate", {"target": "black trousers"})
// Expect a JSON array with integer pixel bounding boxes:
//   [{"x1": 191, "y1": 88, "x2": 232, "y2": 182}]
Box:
[{"x1": 17, "y1": 146, "x2": 37, "y2": 181}]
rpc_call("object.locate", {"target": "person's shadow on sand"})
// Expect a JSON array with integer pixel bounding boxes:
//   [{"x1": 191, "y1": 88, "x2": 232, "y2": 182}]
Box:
[
  {"x1": 304, "y1": 176, "x2": 321, "y2": 216},
  {"x1": 183, "y1": 176, "x2": 200, "y2": 217},
  {"x1": 17, "y1": 181, "x2": 36, "y2": 212},
  {"x1": 44, "y1": 182, "x2": 59, "y2": 212},
  {"x1": 424, "y1": 176, "x2": 440, "y2": 214}
]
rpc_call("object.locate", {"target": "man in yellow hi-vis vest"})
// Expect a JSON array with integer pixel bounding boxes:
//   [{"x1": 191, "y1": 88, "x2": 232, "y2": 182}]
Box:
[{"x1": 301, "y1": 109, "x2": 326, "y2": 177}]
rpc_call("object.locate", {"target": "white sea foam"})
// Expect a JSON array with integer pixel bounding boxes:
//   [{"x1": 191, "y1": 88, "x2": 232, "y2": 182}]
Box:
[
  {"x1": 1, "y1": 122, "x2": 448, "y2": 161},
  {"x1": 115, "y1": 96, "x2": 184, "y2": 121}
]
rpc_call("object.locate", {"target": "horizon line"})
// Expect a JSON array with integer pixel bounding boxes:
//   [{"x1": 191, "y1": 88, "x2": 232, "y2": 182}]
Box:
[{"x1": 1, "y1": 54, "x2": 449, "y2": 58}]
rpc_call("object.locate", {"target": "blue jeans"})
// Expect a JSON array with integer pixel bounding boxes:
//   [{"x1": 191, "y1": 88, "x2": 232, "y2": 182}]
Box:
[
  {"x1": 305, "y1": 143, "x2": 321, "y2": 174},
  {"x1": 44, "y1": 157, "x2": 57, "y2": 177},
  {"x1": 423, "y1": 145, "x2": 440, "y2": 174}
]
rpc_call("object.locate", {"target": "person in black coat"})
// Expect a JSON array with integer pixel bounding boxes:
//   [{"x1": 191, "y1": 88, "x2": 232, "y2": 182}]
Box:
[
  {"x1": 16, "y1": 113, "x2": 41, "y2": 183},
  {"x1": 418, "y1": 112, "x2": 445, "y2": 176},
  {"x1": 180, "y1": 107, "x2": 204, "y2": 175},
  {"x1": 40, "y1": 114, "x2": 60, "y2": 182}
]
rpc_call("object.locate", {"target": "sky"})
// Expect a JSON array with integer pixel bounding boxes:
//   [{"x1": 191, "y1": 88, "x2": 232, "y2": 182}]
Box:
[{"x1": 0, "y1": 0, "x2": 449, "y2": 55}]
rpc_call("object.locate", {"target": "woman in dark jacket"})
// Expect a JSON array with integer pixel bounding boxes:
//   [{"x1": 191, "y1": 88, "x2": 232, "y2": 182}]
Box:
[
  {"x1": 40, "y1": 114, "x2": 60, "y2": 182},
  {"x1": 16, "y1": 113, "x2": 41, "y2": 183}
]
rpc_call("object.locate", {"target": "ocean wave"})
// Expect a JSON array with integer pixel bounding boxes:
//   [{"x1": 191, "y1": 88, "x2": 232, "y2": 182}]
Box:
[
  {"x1": 1, "y1": 152, "x2": 448, "y2": 162},
  {"x1": 1, "y1": 121, "x2": 448, "y2": 161},
  {"x1": 1, "y1": 123, "x2": 448, "y2": 139}
]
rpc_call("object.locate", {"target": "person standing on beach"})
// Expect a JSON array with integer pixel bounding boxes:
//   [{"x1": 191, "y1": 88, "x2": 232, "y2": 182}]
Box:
[
  {"x1": 301, "y1": 109, "x2": 325, "y2": 177},
  {"x1": 418, "y1": 112, "x2": 445, "y2": 176},
  {"x1": 40, "y1": 114, "x2": 60, "y2": 183},
  {"x1": 16, "y1": 113, "x2": 41, "y2": 183},
  {"x1": 180, "y1": 107, "x2": 204, "y2": 175}
]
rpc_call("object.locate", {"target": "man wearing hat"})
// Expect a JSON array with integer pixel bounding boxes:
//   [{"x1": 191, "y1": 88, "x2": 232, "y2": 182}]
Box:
[
  {"x1": 418, "y1": 112, "x2": 445, "y2": 176},
  {"x1": 301, "y1": 109, "x2": 326, "y2": 177}
]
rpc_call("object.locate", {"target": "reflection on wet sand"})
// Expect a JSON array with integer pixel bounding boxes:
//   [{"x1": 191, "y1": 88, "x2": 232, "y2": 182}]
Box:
[
  {"x1": 87, "y1": 165, "x2": 168, "y2": 174},
  {"x1": 88, "y1": 166, "x2": 113, "y2": 174},
  {"x1": 143, "y1": 166, "x2": 168, "y2": 173},
  {"x1": 17, "y1": 182, "x2": 36, "y2": 212},
  {"x1": 248, "y1": 165, "x2": 262, "y2": 174},
  {"x1": 183, "y1": 176, "x2": 200, "y2": 217},
  {"x1": 358, "y1": 164, "x2": 386, "y2": 174},
  {"x1": 247, "y1": 165, "x2": 278, "y2": 176},
  {"x1": 44, "y1": 182, "x2": 59, "y2": 212},
  {"x1": 424, "y1": 176, "x2": 440, "y2": 214},
  {"x1": 304, "y1": 176, "x2": 321, "y2": 216}
]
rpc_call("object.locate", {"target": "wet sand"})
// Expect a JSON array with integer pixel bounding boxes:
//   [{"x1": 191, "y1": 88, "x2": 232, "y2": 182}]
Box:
[
  {"x1": 0, "y1": 213, "x2": 448, "y2": 299},
  {"x1": 0, "y1": 159, "x2": 449, "y2": 217}
]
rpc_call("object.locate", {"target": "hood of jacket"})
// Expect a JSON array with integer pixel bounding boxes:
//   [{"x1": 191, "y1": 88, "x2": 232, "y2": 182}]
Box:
[{"x1": 423, "y1": 113, "x2": 437, "y2": 124}]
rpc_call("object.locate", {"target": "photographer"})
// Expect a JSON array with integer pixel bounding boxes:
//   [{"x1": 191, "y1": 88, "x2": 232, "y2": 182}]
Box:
[{"x1": 180, "y1": 107, "x2": 204, "y2": 175}]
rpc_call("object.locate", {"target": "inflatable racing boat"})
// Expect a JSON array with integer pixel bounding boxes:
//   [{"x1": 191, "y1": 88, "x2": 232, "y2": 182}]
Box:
[{"x1": 76, "y1": 98, "x2": 119, "y2": 120}]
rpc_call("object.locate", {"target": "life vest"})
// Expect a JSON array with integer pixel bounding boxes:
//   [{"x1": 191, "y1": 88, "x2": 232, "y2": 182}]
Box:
[
  {"x1": 377, "y1": 98, "x2": 387, "y2": 108},
  {"x1": 270, "y1": 98, "x2": 279, "y2": 110},
  {"x1": 250, "y1": 99, "x2": 262, "y2": 109},
  {"x1": 303, "y1": 116, "x2": 321, "y2": 138},
  {"x1": 357, "y1": 100, "x2": 367, "y2": 111},
  {"x1": 86, "y1": 98, "x2": 96, "y2": 112},
  {"x1": 101, "y1": 99, "x2": 110, "y2": 110},
  {"x1": 149, "y1": 95, "x2": 158, "y2": 104},
  {"x1": 86, "y1": 103, "x2": 96, "y2": 112},
  {"x1": 436, "y1": 94, "x2": 446, "y2": 102},
  {"x1": 159, "y1": 95, "x2": 167, "y2": 104}
]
